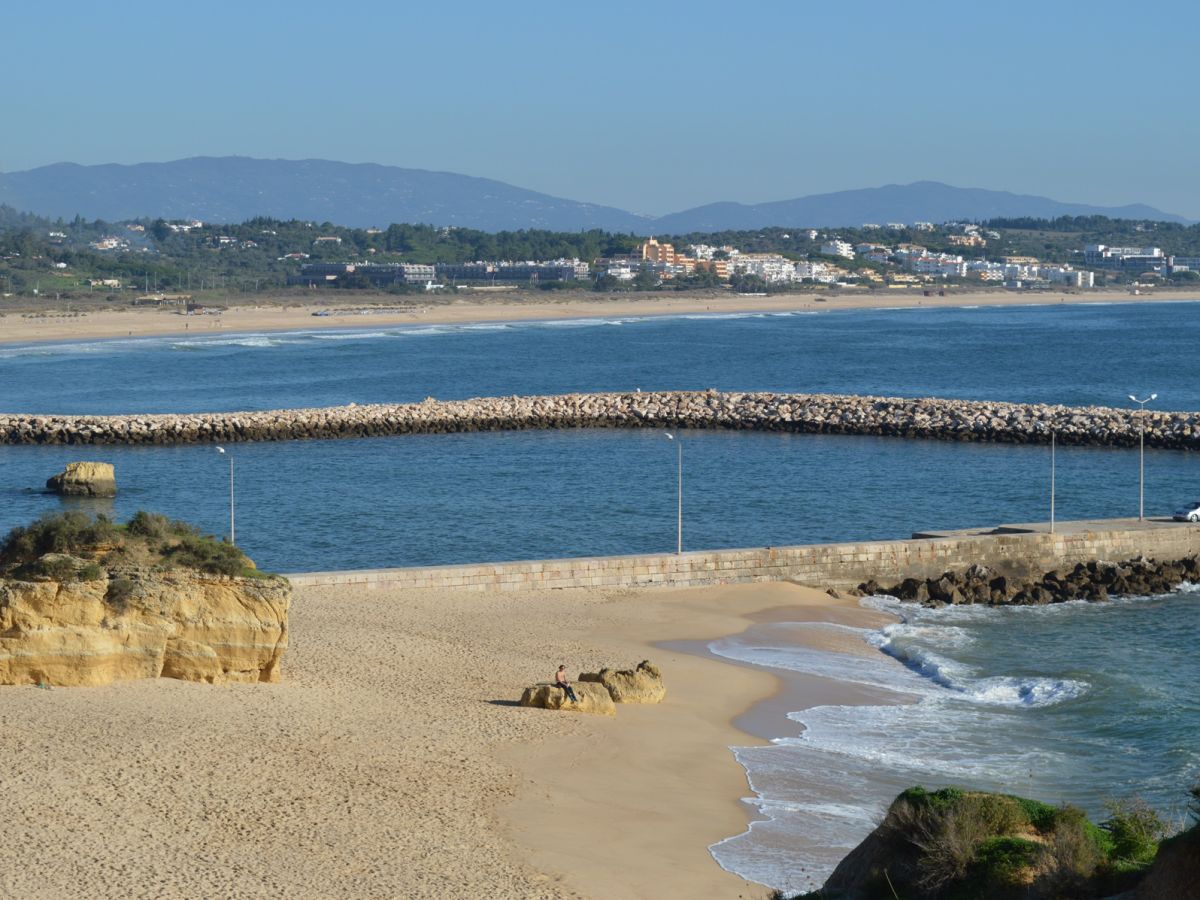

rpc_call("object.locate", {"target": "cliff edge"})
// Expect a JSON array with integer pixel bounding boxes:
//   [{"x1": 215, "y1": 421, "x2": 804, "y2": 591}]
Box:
[{"x1": 0, "y1": 511, "x2": 290, "y2": 686}]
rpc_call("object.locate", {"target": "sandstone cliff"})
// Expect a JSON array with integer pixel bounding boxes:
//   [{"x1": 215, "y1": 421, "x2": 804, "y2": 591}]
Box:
[
  {"x1": 0, "y1": 562, "x2": 290, "y2": 686},
  {"x1": 0, "y1": 511, "x2": 290, "y2": 687}
]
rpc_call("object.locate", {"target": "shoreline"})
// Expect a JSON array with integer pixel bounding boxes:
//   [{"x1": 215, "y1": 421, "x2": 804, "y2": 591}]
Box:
[
  {"x1": 1, "y1": 287, "x2": 1197, "y2": 347},
  {"x1": 0, "y1": 576, "x2": 890, "y2": 898},
  {"x1": 499, "y1": 582, "x2": 897, "y2": 899}
]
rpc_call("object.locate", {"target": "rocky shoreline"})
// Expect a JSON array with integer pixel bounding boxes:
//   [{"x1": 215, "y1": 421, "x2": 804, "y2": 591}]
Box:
[
  {"x1": 859, "y1": 555, "x2": 1199, "y2": 606},
  {"x1": 2, "y1": 390, "x2": 1199, "y2": 447}
]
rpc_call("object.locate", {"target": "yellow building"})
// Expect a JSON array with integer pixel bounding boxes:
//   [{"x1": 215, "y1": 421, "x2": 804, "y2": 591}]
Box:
[{"x1": 639, "y1": 237, "x2": 676, "y2": 264}]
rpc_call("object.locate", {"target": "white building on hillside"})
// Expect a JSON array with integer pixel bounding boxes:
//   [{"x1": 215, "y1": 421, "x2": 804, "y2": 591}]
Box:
[{"x1": 820, "y1": 240, "x2": 855, "y2": 259}]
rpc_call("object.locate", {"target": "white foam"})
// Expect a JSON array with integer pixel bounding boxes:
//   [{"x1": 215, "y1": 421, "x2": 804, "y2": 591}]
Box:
[{"x1": 308, "y1": 330, "x2": 393, "y2": 341}]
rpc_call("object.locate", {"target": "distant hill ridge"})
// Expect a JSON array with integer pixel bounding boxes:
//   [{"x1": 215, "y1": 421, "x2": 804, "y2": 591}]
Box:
[{"x1": 0, "y1": 156, "x2": 1190, "y2": 232}]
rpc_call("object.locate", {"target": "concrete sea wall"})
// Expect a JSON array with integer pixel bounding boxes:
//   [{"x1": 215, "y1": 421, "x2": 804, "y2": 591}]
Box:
[
  {"x1": 286, "y1": 520, "x2": 1200, "y2": 593},
  {"x1": 2, "y1": 391, "x2": 1199, "y2": 448}
]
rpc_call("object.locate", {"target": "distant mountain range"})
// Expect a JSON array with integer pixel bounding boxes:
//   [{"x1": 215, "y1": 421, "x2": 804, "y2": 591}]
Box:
[{"x1": 0, "y1": 157, "x2": 1191, "y2": 232}]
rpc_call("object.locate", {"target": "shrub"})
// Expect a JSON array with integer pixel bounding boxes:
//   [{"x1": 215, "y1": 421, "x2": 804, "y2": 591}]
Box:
[
  {"x1": 1033, "y1": 809, "x2": 1103, "y2": 895},
  {"x1": 77, "y1": 562, "x2": 104, "y2": 582},
  {"x1": 125, "y1": 510, "x2": 171, "y2": 541},
  {"x1": 971, "y1": 794, "x2": 1028, "y2": 836},
  {"x1": 0, "y1": 511, "x2": 118, "y2": 564},
  {"x1": 14, "y1": 555, "x2": 80, "y2": 582},
  {"x1": 1014, "y1": 796, "x2": 1060, "y2": 834},
  {"x1": 890, "y1": 790, "x2": 989, "y2": 894},
  {"x1": 163, "y1": 534, "x2": 248, "y2": 576},
  {"x1": 1, "y1": 511, "x2": 258, "y2": 579},
  {"x1": 1103, "y1": 798, "x2": 1167, "y2": 870},
  {"x1": 105, "y1": 576, "x2": 137, "y2": 608},
  {"x1": 972, "y1": 835, "x2": 1040, "y2": 886}
]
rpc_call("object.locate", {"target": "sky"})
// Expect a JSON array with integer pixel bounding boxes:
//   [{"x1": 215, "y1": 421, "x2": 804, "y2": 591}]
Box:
[{"x1": 5, "y1": 0, "x2": 1200, "y2": 218}]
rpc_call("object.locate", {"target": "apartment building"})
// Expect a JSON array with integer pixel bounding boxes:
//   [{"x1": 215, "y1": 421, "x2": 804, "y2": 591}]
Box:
[{"x1": 820, "y1": 240, "x2": 855, "y2": 259}]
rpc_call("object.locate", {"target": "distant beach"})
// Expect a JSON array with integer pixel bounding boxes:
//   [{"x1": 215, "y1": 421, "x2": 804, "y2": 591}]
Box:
[{"x1": 1, "y1": 287, "x2": 1196, "y2": 347}]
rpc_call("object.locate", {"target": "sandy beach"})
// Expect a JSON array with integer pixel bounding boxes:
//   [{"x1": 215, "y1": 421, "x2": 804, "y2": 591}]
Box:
[
  {"x1": 0, "y1": 579, "x2": 892, "y2": 899},
  {"x1": 0, "y1": 287, "x2": 1195, "y2": 347}
]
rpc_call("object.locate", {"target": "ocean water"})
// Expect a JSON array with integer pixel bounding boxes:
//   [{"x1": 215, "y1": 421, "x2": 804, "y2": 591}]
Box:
[
  {"x1": 2, "y1": 301, "x2": 1200, "y2": 571},
  {"x1": 708, "y1": 588, "x2": 1200, "y2": 894},
  {"x1": 3, "y1": 300, "x2": 1200, "y2": 414},
  {"x1": 2, "y1": 301, "x2": 1198, "y2": 893}
]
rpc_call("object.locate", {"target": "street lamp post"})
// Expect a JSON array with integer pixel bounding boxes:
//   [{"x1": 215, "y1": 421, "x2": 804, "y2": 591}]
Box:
[
  {"x1": 1049, "y1": 426, "x2": 1056, "y2": 534},
  {"x1": 1128, "y1": 393, "x2": 1157, "y2": 521},
  {"x1": 216, "y1": 446, "x2": 235, "y2": 544},
  {"x1": 664, "y1": 432, "x2": 682, "y2": 555}
]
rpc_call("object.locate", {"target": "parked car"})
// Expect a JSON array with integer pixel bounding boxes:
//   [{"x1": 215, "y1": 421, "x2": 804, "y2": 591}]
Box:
[{"x1": 1172, "y1": 501, "x2": 1200, "y2": 522}]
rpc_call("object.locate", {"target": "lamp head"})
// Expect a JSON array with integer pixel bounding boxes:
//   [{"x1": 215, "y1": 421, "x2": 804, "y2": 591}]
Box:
[
  {"x1": 664, "y1": 432, "x2": 675, "y2": 441},
  {"x1": 1128, "y1": 394, "x2": 1136, "y2": 402},
  {"x1": 1150, "y1": 393, "x2": 1158, "y2": 400},
  {"x1": 216, "y1": 446, "x2": 226, "y2": 454}
]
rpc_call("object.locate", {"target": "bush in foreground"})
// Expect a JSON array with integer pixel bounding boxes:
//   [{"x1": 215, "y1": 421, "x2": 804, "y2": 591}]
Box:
[{"x1": 797, "y1": 785, "x2": 1186, "y2": 900}]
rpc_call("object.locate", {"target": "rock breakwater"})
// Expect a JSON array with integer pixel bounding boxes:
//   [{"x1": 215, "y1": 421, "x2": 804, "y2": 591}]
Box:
[
  {"x1": 860, "y1": 556, "x2": 1199, "y2": 606},
  {"x1": 2, "y1": 391, "x2": 1199, "y2": 448}
]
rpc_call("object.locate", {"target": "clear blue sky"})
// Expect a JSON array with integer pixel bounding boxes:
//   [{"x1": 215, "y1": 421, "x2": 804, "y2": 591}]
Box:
[{"x1": 6, "y1": 0, "x2": 1199, "y2": 218}]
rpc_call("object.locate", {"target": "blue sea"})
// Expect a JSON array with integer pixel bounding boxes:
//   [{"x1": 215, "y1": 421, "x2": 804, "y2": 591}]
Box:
[
  {"x1": 3, "y1": 302, "x2": 1200, "y2": 571},
  {"x1": 2, "y1": 298, "x2": 1198, "y2": 893}
]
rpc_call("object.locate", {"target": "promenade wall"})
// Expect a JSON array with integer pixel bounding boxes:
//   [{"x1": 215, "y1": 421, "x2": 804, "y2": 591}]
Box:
[
  {"x1": 286, "y1": 521, "x2": 1200, "y2": 593},
  {"x1": 4, "y1": 391, "x2": 1199, "y2": 448}
]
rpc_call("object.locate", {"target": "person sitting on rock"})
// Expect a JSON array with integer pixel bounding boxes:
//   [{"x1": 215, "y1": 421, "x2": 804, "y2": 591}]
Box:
[{"x1": 554, "y1": 665, "x2": 578, "y2": 703}]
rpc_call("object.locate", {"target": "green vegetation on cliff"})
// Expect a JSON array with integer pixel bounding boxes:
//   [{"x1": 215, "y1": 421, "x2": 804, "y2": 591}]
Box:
[
  {"x1": 800, "y1": 785, "x2": 1195, "y2": 900},
  {"x1": 0, "y1": 510, "x2": 261, "y2": 579}
]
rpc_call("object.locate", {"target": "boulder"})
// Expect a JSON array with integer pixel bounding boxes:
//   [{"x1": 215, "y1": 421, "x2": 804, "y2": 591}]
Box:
[
  {"x1": 518, "y1": 681, "x2": 615, "y2": 716},
  {"x1": 579, "y1": 660, "x2": 666, "y2": 704},
  {"x1": 0, "y1": 563, "x2": 290, "y2": 687},
  {"x1": 46, "y1": 461, "x2": 117, "y2": 497}
]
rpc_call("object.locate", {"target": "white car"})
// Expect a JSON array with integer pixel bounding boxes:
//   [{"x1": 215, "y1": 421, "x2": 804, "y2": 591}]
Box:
[{"x1": 1173, "y1": 501, "x2": 1200, "y2": 522}]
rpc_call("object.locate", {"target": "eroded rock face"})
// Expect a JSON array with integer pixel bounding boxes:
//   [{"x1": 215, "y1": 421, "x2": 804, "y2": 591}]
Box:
[
  {"x1": 46, "y1": 461, "x2": 117, "y2": 497},
  {"x1": 579, "y1": 660, "x2": 666, "y2": 704},
  {"x1": 518, "y1": 681, "x2": 615, "y2": 716},
  {"x1": 0, "y1": 562, "x2": 290, "y2": 686}
]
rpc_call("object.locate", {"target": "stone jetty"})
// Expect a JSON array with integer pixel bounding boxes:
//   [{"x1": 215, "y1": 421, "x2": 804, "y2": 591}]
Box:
[
  {"x1": 860, "y1": 556, "x2": 1200, "y2": 607},
  {"x1": 2, "y1": 391, "x2": 1198, "y2": 449}
]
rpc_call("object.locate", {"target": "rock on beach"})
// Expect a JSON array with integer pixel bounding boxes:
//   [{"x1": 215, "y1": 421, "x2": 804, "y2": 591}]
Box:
[
  {"x1": 579, "y1": 660, "x2": 666, "y2": 703},
  {"x1": 518, "y1": 681, "x2": 616, "y2": 716}
]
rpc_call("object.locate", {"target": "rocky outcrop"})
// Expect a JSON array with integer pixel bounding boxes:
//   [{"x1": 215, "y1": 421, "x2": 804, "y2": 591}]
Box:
[
  {"x1": 518, "y1": 681, "x2": 616, "y2": 716},
  {"x1": 1131, "y1": 824, "x2": 1200, "y2": 899},
  {"x1": 817, "y1": 786, "x2": 1177, "y2": 900},
  {"x1": 579, "y1": 660, "x2": 666, "y2": 703},
  {"x1": 0, "y1": 563, "x2": 290, "y2": 686},
  {"x1": 859, "y1": 556, "x2": 1200, "y2": 607},
  {"x1": 3, "y1": 391, "x2": 1198, "y2": 449},
  {"x1": 45, "y1": 461, "x2": 116, "y2": 496}
]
